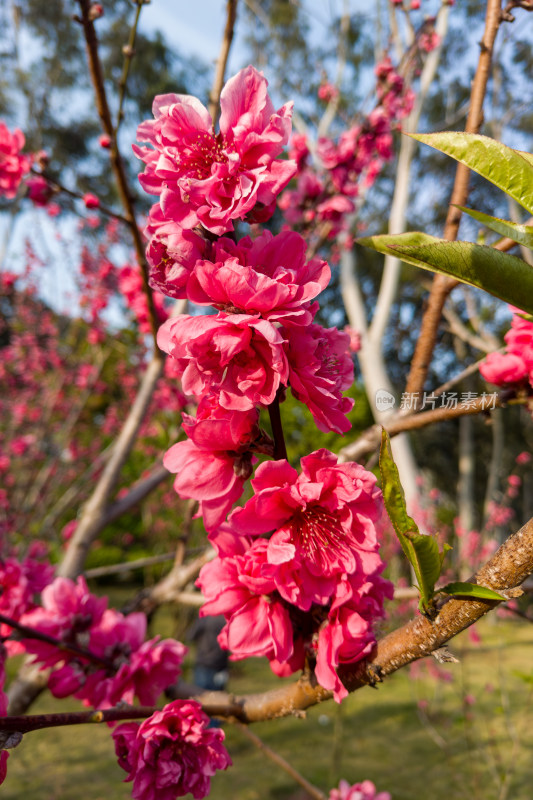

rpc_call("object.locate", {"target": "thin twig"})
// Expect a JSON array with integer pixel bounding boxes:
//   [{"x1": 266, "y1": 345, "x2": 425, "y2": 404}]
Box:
[
  {"x1": 235, "y1": 722, "x2": 327, "y2": 800},
  {"x1": 208, "y1": 0, "x2": 238, "y2": 125},
  {"x1": 115, "y1": 0, "x2": 144, "y2": 133},
  {"x1": 30, "y1": 167, "x2": 130, "y2": 225},
  {"x1": 77, "y1": 0, "x2": 161, "y2": 349}
]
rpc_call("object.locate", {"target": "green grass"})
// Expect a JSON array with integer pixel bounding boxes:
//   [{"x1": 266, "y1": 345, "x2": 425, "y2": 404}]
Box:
[{"x1": 4, "y1": 617, "x2": 533, "y2": 800}]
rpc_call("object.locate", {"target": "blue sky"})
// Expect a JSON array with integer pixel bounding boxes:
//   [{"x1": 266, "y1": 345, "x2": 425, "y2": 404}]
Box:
[{"x1": 141, "y1": 0, "x2": 246, "y2": 72}]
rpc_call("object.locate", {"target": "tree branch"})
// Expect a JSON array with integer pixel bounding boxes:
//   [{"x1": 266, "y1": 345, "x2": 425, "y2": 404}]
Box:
[
  {"x1": 0, "y1": 706, "x2": 155, "y2": 736},
  {"x1": 77, "y1": 0, "x2": 161, "y2": 349},
  {"x1": 208, "y1": 0, "x2": 239, "y2": 125},
  {"x1": 337, "y1": 390, "x2": 525, "y2": 463},
  {"x1": 404, "y1": 0, "x2": 504, "y2": 401},
  {"x1": 57, "y1": 356, "x2": 164, "y2": 579},
  {"x1": 191, "y1": 515, "x2": 533, "y2": 722}
]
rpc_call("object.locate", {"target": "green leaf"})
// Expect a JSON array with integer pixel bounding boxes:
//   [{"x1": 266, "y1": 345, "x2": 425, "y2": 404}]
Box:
[
  {"x1": 410, "y1": 132, "x2": 533, "y2": 216},
  {"x1": 379, "y1": 428, "x2": 418, "y2": 540},
  {"x1": 379, "y1": 430, "x2": 442, "y2": 612},
  {"x1": 409, "y1": 533, "x2": 442, "y2": 607},
  {"x1": 517, "y1": 150, "x2": 533, "y2": 171},
  {"x1": 356, "y1": 232, "x2": 533, "y2": 315},
  {"x1": 440, "y1": 582, "x2": 505, "y2": 601},
  {"x1": 439, "y1": 542, "x2": 453, "y2": 569},
  {"x1": 455, "y1": 205, "x2": 533, "y2": 250}
]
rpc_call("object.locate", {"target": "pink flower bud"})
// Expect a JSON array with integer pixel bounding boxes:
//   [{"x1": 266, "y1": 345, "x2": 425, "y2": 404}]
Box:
[
  {"x1": 88, "y1": 3, "x2": 104, "y2": 21},
  {"x1": 35, "y1": 150, "x2": 49, "y2": 168},
  {"x1": 82, "y1": 192, "x2": 100, "y2": 209},
  {"x1": 98, "y1": 133, "x2": 111, "y2": 148}
]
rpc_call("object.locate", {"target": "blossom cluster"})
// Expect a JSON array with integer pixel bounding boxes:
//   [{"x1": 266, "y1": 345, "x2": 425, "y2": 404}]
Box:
[
  {"x1": 112, "y1": 700, "x2": 231, "y2": 800},
  {"x1": 198, "y1": 450, "x2": 392, "y2": 701},
  {"x1": 0, "y1": 63, "x2": 395, "y2": 800},
  {"x1": 136, "y1": 65, "x2": 357, "y2": 531},
  {"x1": 278, "y1": 57, "x2": 415, "y2": 246},
  {"x1": 0, "y1": 122, "x2": 31, "y2": 199},
  {"x1": 18, "y1": 576, "x2": 186, "y2": 708},
  {"x1": 0, "y1": 566, "x2": 233, "y2": 798},
  {"x1": 480, "y1": 307, "x2": 533, "y2": 392},
  {"x1": 133, "y1": 64, "x2": 392, "y2": 707},
  {"x1": 134, "y1": 66, "x2": 296, "y2": 235},
  {"x1": 0, "y1": 543, "x2": 53, "y2": 653}
]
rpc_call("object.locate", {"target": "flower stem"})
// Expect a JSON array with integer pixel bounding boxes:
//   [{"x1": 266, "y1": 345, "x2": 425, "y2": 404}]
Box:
[
  {"x1": 268, "y1": 392, "x2": 288, "y2": 461},
  {"x1": 235, "y1": 722, "x2": 327, "y2": 800}
]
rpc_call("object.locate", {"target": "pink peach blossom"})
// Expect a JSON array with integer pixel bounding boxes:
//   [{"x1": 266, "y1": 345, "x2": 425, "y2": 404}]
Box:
[
  {"x1": 329, "y1": 779, "x2": 391, "y2": 800},
  {"x1": 289, "y1": 132, "x2": 310, "y2": 170},
  {"x1": 0, "y1": 122, "x2": 31, "y2": 198},
  {"x1": 183, "y1": 397, "x2": 259, "y2": 452},
  {"x1": 83, "y1": 192, "x2": 100, "y2": 209},
  {"x1": 198, "y1": 539, "x2": 295, "y2": 664},
  {"x1": 318, "y1": 82, "x2": 340, "y2": 102},
  {"x1": 228, "y1": 450, "x2": 386, "y2": 611},
  {"x1": 26, "y1": 175, "x2": 53, "y2": 206},
  {"x1": 284, "y1": 323, "x2": 354, "y2": 433},
  {"x1": 164, "y1": 439, "x2": 251, "y2": 531},
  {"x1": 134, "y1": 66, "x2": 296, "y2": 235},
  {"x1": 112, "y1": 700, "x2": 232, "y2": 800},
  {"x1": 145, "y1": 204, "x2": 209, "y2": 299},
  {"x1": 164, "y1": 400, "x2": 258, "y2": 528},
  {"x1": 479, "y1": 351, "x2": 527, "y2": 386},
  {"x1": 187, "y1": 230, "x2": 329, "y2": 325},
  {"x1": 480, "y1": 309, "x2": 533, "y2": 388},
  {"x1": 158, "y1": 312, "x2": 288, "y2": 411}
]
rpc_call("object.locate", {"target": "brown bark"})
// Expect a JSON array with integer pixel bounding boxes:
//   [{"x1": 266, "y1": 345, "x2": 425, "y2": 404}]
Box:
[
  {"x1": 78, "y1": 0, "x2": 161, "y2": 346},
  {"x1": 208, "y1": 0, "x2": 239, "y2": 125},
  {"x1": 404, "y1": 0, "x2": 505, "y2": 400}
]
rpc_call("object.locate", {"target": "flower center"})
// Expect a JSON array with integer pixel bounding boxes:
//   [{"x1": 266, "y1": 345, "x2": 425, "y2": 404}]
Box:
[
  {"x1": 290, "y1": 506, "x2": 351, "y2": 571},
  {"x1": 177, "y1": 131, "x2": 228, "y2": 181}
]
